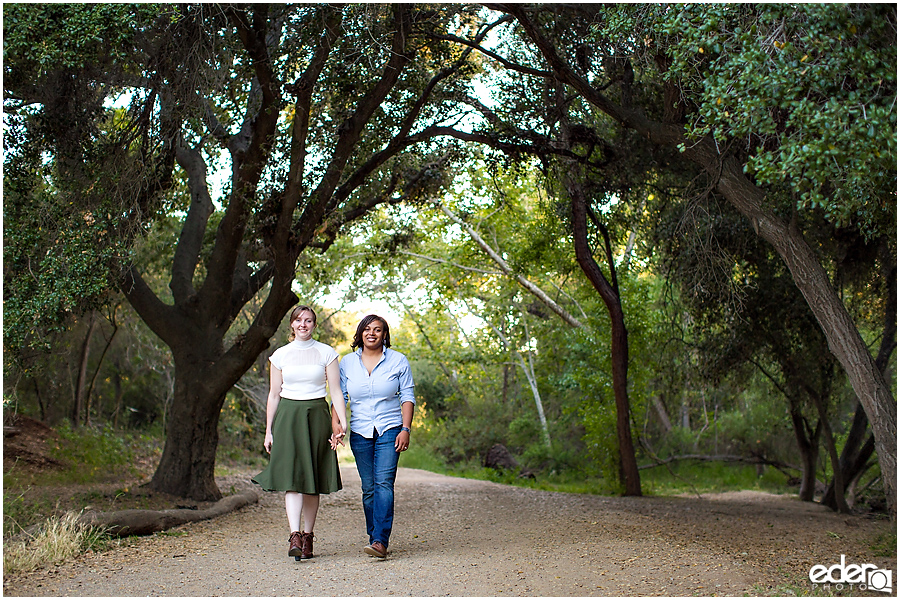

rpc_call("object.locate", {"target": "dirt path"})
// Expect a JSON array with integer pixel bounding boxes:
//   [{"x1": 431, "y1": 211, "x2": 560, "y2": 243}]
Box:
[{"x1": 3, "y1": 466, "x2": 894, "y2": 597}]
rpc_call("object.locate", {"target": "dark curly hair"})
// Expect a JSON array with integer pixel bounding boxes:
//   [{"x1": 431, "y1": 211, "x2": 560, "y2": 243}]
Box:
[{"x1": 351, "y1": 314, "x2": 391, "y2": 350}]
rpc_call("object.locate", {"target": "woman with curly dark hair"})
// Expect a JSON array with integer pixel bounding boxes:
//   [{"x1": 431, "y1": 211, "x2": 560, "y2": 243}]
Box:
[{"x1": 338, "y1": 314, "x2": 415, "y2": 559}]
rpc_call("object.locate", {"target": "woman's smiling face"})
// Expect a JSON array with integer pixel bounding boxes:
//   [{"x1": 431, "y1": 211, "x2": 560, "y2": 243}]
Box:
[
  {"x1": 361, "y1": 319, "x2": 385, "y2": 351},
  {"x1": 291, "y1": 310, "x2": 316, "y2": 341}
]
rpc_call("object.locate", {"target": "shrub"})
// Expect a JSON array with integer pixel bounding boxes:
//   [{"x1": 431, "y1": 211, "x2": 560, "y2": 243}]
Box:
[
  {"x1": 52, "y1": 422, "x2": 137, "y2": 481},
  {"x1": 507, "y1": 416, "x2": 542, "y2": 453}
]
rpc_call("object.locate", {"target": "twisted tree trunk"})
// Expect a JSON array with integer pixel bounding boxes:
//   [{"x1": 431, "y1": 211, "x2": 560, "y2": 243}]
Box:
[{"x1": 567, "y1": 170, "x2": 641, "y2": 496}]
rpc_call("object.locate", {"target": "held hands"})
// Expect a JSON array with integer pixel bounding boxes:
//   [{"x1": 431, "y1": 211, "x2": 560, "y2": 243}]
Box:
[
  {"x1": 329, "y1": 431, "x2": 345, "y2": 450},
  {"x1": 329, "y1": 418, "x2": 347, "y2": 450}
]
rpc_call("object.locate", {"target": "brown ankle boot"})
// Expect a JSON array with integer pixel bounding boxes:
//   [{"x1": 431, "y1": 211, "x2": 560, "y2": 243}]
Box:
[
  {"x1": 300, "y1": 531, "x2": 314, "y2": 559},
  {"x1": 288, "y1": 531, "x2": 302, "y2": 558}
]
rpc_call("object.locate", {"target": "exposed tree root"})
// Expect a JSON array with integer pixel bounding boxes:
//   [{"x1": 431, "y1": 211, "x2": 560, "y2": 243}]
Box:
[{"x1": 77, "y1": 491, "x2": 259, "y2": 537}]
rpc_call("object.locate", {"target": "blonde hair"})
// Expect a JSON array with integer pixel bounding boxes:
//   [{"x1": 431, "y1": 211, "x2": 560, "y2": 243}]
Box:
[{"x1": 287, "y1": 305, "x2": 317, "y2": 341}]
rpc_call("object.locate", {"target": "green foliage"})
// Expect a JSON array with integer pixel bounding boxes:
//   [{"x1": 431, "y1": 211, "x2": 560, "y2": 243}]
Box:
[
  {"x1": 641, "y1": 462, "x2": 792, "y2": 497},
  {"x1": 2, "y1": 3, "x2": 167, "y2": 370},
  {"x1": 401, "y1": 439, "x2": 618, "y2": 495},
  {"x1": 3, "y1": 487, "x2": 55, "y2": 540},
  {"x1": 3, "y1": 195, "x2": 125, "y2": 365},
  {"x1": 4, "y1": 424, "x2": 152, "y2": 492},
  {"x1": 2, "y1": 424, "x2": 166, "y2": 542},
  {"x1": 4, "y1": 3, "x2": 893, "y2": 510},
  {"x1": 603, "y1": 3, "x2": 896, "y2": 232},
  {"x1": 645, "y1": 386, "x2": 806, "y2": 478},
  {"x1": 715, "y1": 398, "x2": 792, "y2": 453},
  {"x1": 397, "y1": 443, "x2": 449, "y2": 473},
  {"x1": 655, "y1": 4, "x2": 896, "y2": 235},
  {"x1": 49, "y1": 423, "x2": 144, "y2": 484},
  {"x1": 507, "y1": 415, "x2": 541, "y2": 451},
  {"x1": 216, "y1": 391, "x2": 268, "y2": 470},
  {"x1": 579, "y1": 396, "x2": 622, "y2": 491},
  {"x1": 3, "y1": 4, "x2": 158, "y2": 77},
  {"x1": 426, "y1": 407, "x2": 508, "y2": 466},
  {"x1": 561, "y1": 323, "x2": 624, "y2": 487},
  {"x1": 4, "y1": 3, "x2": 497, "y2": 501}
]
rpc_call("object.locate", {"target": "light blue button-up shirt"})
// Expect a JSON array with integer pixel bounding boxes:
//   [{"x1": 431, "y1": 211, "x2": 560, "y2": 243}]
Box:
[{"x1": 339, "y1": 347, "x2": 416, "y2": 438}]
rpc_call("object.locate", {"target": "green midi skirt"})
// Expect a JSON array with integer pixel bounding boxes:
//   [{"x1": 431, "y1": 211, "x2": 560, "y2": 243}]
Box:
[{"x1": 251, "y1": 398, "x2": 342, "y2": 494}]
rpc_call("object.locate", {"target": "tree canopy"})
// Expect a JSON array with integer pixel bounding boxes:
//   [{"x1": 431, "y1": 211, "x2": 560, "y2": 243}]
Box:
[{"x1": 3, "y1": 3, "x2": 895, "y2": 511}]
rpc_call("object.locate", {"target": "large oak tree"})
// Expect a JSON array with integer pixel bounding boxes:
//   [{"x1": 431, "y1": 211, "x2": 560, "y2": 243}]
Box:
[{"x1": 4, "y1": 3, "x2": 486, "y2": 500}]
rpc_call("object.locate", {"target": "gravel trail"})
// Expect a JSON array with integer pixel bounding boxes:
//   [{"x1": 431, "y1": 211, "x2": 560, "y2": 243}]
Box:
[{"x1": 3, "y1": 466, "x2": 894, "y2": 597}]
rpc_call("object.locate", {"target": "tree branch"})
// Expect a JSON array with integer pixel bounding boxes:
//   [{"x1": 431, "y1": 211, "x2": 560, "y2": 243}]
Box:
[
  {"x1": 295, "y1": 5, "x2": 416, "y2": 250},
  {"x1": 429, "y1": 199, "x2": 585, "y2": 328},
  {"x1": 395, "y1": 250, "x2": 504, "y2": 275},
  {"x1": 586, "y1": 204, "x2": 619, "y2": 295},
  {"x1": 281, "y1": 6, "x2": 344, "y2": 228},
  {"x1": 200, "y1": 5, "x2": 284, "y2": 328},
  {"x1": 426, "y1": 24, "x2": 553, "y2": 79},
  {"x1": 393, "y1": 292, "x2": 468, "y2": 404},
  {"x1": 639, "y1": 454, "x2": 801, "y2": 475},
  {"x1": 171, "y1": 141, "x2": 215, "y2": 304},
  {"x1": 317, "y1": 16, "x2": 488, "y2": 224},
  {"x1": 119, "y1": 266, "x2": 184, "y2": 349}
]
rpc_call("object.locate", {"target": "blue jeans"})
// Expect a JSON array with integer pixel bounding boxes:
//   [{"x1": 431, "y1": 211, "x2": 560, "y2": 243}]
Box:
[{"x1": 350, "y1": 427, "x2": 401, "y2": 548}]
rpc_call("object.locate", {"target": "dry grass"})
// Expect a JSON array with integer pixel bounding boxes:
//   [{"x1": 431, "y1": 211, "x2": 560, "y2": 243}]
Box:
[{"x1": 3, "y1": 512, "x2": 108, "y2": 577}]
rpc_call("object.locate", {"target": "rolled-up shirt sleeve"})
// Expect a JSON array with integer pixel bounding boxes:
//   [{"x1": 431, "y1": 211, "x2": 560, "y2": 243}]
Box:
[
  {"x1": 339, "y1": 359, "x2": 349, "y2": 400},
  {"x1": 397, "y1": 356, "x2": 415, "y2": 405}
]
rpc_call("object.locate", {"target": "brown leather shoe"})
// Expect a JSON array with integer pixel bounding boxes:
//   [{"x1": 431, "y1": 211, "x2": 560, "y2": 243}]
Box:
[
  {"x1": 364, "y1": 541, "x2": 387, "y2": 558},
  {"x1": 288, "y1": 531, "x2": 303, "y2": 558},
  {"x1": 300, "y1": 531, "x2": 314, "y2": 559}
]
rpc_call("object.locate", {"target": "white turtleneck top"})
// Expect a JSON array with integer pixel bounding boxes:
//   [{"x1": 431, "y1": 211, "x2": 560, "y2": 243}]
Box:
[{"x1": 268, "y1": 338, "x2": 339, "y2": 400}]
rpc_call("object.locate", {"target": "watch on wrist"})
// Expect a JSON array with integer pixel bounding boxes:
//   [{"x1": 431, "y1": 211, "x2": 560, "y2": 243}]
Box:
[{"x1": 401, "y1": 426, "x2": 411, "y2": 433}]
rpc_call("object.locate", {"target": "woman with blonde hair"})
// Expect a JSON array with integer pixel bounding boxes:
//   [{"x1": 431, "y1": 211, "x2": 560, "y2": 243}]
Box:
[{"x1": 252, "y1": 305, "x2": 347, "y2": 560}]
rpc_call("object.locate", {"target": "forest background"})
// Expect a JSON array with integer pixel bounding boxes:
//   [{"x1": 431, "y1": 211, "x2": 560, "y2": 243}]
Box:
[{"x1": 3, "y1": 1, "x2": 896, "y2": 544}]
